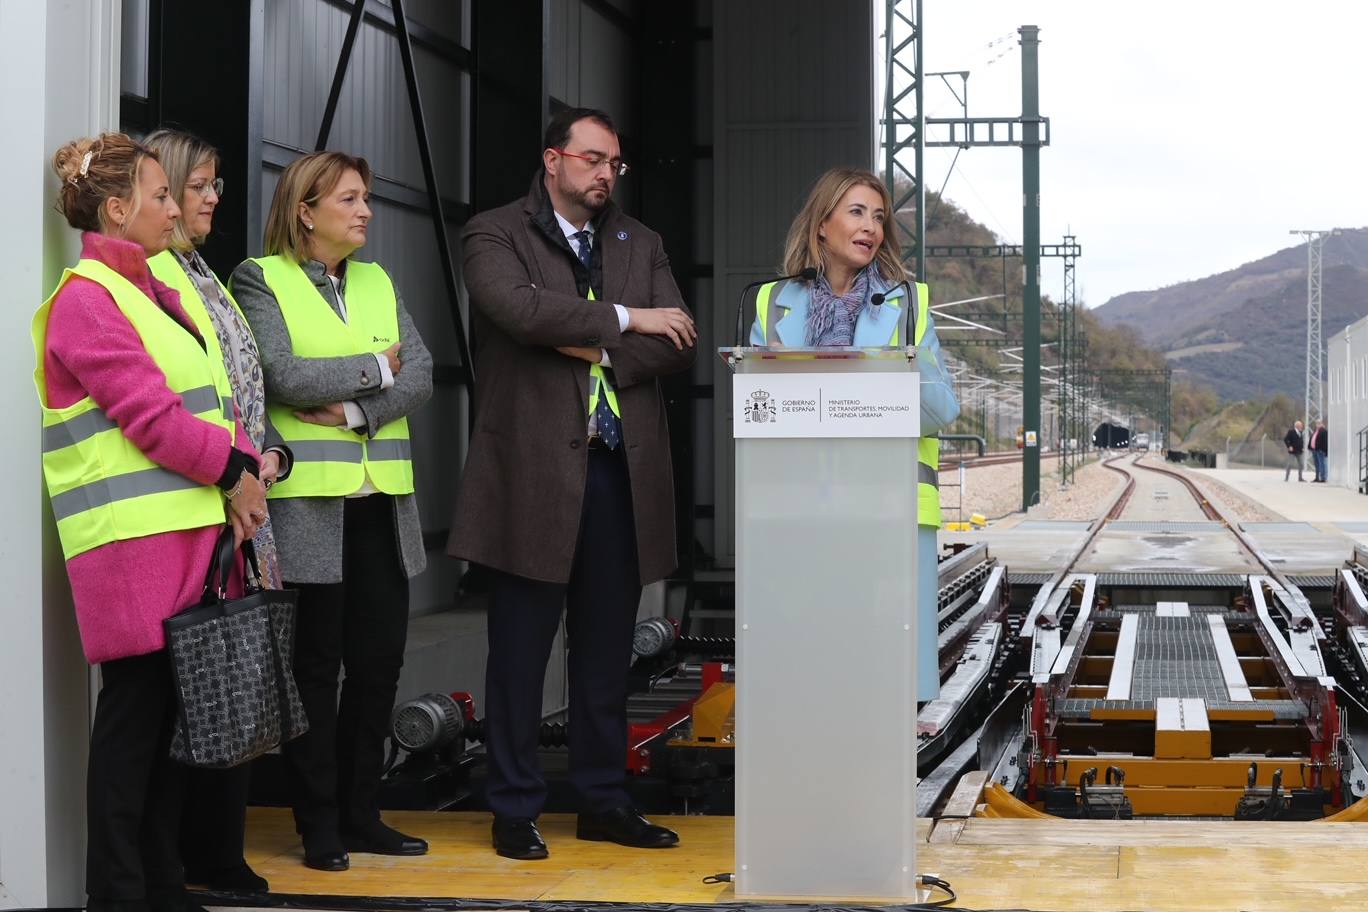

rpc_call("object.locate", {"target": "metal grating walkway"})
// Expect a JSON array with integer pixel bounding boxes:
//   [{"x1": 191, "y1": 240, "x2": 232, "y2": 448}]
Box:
[
  {"x1": 1107, "y1": 521, "x2": 1224, "y2": 532},
  {"x1": 1059, "y1": 605, "x2": 1308, "y2": 721},
  {"x1": 1097, "y1": 572, "x2": 1249, "y2": 588}
]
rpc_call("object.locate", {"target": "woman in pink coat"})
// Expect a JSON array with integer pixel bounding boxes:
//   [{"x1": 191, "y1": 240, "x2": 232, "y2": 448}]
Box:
[{"x1": 37, "y1": 132, "x2": 267, "y2": 912}]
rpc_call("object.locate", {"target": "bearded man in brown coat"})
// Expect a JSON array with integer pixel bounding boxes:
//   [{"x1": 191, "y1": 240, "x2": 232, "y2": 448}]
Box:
[{"x1": 449, "y1": 107, "x2": 696, "y2": 860}]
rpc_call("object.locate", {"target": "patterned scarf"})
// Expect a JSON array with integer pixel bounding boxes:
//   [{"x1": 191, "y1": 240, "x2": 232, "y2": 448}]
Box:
[
  {"x1": 804, "y1": 267, "x2": 871, "y2": 347},
  {"x1": 173, "y1": 249, "x2": 282, "y2": 589}
]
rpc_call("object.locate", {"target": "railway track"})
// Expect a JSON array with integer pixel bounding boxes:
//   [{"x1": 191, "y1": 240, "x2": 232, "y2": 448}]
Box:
[
  {"x1": 947, "y1": 450, "x2": 1066, "y2": 468},
  {"x1": 978, "y1": 452, "x2": 1368, "y2": 819}
]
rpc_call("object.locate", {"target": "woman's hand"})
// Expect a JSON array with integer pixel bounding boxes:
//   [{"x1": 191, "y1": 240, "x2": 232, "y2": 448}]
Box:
[
  {"x1": 382, "y1": 342, "x2": 403, "y2": 375},
  {"x1": 226, "y1": 470, "x2": 268, "y2": 549},
  {"x1": 260, "y1": 450, "x2": 281, "y2": 487},
  {"x1": 294, "y1": 402, "x2": 349, "y2": 426}
]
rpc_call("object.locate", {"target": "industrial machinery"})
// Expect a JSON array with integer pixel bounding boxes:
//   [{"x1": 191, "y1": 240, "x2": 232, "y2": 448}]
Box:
[{"x1": 369, "y1": 461, "x2": 1368, "y2": 825}]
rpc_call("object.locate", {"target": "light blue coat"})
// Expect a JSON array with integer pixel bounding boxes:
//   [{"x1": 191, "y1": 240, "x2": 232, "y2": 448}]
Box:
[{"x1": 748, "y1": 272, "x2": 960, "y2": 434}]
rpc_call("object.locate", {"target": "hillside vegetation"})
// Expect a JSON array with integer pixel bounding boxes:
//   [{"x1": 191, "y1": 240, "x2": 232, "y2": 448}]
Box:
[
  {"x1": 1096, "y1": 229, "x2": 1368, "y2": 401},
  {"x1": 917, "y1": 193, "x2": 1218, "y2": 443}
]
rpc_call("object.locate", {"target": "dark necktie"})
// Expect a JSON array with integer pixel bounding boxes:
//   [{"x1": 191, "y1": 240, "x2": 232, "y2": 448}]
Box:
[{"x1": 573, "y1": 230, "x2": 621, "y2": 449}]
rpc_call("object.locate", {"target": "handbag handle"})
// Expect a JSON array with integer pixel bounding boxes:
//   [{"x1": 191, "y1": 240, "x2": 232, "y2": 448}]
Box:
[
  {"x1": 202, "y1": 525, "x2": 268, "y2": 599},
  {"x1": 203, "y1": 525, "x2": 236, "y2": 599},
  {"x1": 241, "y1": 538, "x2": 265, "y2": 591}
]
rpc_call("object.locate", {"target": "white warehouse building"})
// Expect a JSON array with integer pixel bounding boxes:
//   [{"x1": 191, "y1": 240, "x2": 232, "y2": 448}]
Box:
[{"x1": 1327, "y1": 313, "x2": 1368, "y2": 494}]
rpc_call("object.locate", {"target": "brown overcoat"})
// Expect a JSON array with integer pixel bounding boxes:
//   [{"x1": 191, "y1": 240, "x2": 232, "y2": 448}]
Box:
[{"x1": 447, "y1": 177, "x2": 695, "y2": 585}]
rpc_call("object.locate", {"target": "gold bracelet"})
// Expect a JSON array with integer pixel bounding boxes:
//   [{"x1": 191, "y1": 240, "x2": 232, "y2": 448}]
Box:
[{"x1": 225, "y1": 475, "x2": 244, "y2": 500}]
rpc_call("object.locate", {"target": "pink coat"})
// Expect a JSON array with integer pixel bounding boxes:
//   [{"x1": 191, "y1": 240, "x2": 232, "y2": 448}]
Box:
[{"x1": 42, "y1": 233, "x2": 258, "y2": 664}]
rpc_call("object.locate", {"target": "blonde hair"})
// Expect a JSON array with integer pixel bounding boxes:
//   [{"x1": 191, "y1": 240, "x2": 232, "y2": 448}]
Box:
[
  {"x1": 782, "y1": 168, "x2": 907, "y2": 285},
  {"x1": 263, "y1": 151, "x2": 373, "y2": 261},
  {"x1": 51, "y1": 132, "x2": 159, "y2": 234},
  {"x1": 143, "y1": 129, "x2": 220, "y2": 251}
]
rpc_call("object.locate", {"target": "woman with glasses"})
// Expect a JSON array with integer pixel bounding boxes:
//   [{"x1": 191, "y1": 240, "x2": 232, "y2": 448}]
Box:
[
  {"x1": 142, "y1": 129, "x2": 292, "y2": 894},
  {"x1": 231, "y1": 151, "x2": 432, "y2": 873}
]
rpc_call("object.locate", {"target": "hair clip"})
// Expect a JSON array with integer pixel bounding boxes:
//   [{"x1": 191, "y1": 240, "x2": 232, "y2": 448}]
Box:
[{"x1": 78, "y1": 150, "x2": 94, "y2": 178}]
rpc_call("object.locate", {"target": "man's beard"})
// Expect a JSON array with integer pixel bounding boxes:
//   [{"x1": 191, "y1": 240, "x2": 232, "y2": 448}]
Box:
[{"x1": 565, "y1": 180, "x2": 611, "y2": 213}]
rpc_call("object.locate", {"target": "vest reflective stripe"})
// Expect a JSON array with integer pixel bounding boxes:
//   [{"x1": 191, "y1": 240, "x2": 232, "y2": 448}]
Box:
[
  {"x1": 585, "y1": 288, "x2": 621, "y2": 418},
  {"x1": 33, "y1": 259, "x2": 235, "y2": 560},
  {"x1": 284, "y1": 440, "x2": 365, "y2": 463},
  {"x1": 917, "y1": 460, "x2": 938, "y2": 489},
  {"x1": 50, "y1": 466, "x2": 211, "y2": 522},
  {"x1": 246, "y1": 256, "x2": 414, "y2": 498},
  {"x1": 366, "y1": 438, "x2": 412, "y2": 461},
  {"x1": 41, "y1": 384, "x2": 226, "y2": 452}
]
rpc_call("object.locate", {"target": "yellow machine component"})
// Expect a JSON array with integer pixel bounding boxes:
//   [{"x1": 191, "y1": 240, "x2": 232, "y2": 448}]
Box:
[
  {"x1": 671, "y1": 682, "x2": 735, "y2": 748},
  {"x1": 1153, "y1": 697, "x2": 1212, "y2": 759},
  {"x1": 1318, "y1": 795, "x2": 1368, "y2": 822},
  {"x1": 1021, "y1": 757, "x2": 1335, "y2": 817},
  {"x1": 980, "y1": 783, "x2": 1055, "y2": 819},
  {"x1": 945, "y1": 514, "x2": 989, "y2": 532}
]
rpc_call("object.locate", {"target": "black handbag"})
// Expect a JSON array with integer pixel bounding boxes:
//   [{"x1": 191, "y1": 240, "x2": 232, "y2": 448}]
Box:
[{"x1": 164, "y1": 526, "x2": 308, "y2": 768}]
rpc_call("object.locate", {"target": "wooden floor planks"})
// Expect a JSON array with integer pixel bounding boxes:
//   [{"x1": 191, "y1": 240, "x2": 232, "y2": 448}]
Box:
[{"x1": 238, "y1": 807, "x2": 1368, "y2": 911}]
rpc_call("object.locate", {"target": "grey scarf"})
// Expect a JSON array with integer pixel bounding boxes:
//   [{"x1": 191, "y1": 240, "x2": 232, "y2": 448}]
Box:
[{"x1": 804, "y1": 268, "x2": 871, "y2": 346}]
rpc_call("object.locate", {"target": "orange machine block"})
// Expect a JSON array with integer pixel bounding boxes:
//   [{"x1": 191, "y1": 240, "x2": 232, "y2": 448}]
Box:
[{"x1": 1154, "y1": 697, "x2": 1212, "y2": 759}]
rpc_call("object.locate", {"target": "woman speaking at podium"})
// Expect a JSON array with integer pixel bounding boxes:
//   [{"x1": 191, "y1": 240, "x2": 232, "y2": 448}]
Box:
[{"x1": 746, "y1": 167, "x2": 959, "y2": 698}]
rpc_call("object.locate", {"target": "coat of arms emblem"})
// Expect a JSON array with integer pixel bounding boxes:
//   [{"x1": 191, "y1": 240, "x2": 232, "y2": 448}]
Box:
[{"x1": 746, "y1": 389, "x2": 776, "y2": 423}]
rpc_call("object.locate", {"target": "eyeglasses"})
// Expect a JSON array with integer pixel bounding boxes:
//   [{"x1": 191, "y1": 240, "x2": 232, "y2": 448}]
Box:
[
  {"x1": 551, "y1": 148, "x2": 630, "y2": 177},
  {"x1": 187, "y1": 177, "x2": 225, "y2": 199}
]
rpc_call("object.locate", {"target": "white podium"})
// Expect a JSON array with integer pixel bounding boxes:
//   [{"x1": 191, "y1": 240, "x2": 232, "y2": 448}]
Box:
[{"x1": 723, "y1": 346, "x2": 922, "y2": 900}]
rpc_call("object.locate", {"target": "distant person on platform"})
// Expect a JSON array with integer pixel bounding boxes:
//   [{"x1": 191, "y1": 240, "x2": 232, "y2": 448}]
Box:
[
  {"x1": 1310, "y1": 419, "x2": 1329, "y2": 483},
  {"x1": 745, "y1": 167, "x2": 959, "y2": 701},
  {"x1": 1284, "y1": 420, "x2": 1305, "y2": 482},
  {"x1": 449, "y1": 107, "x2": 696, "y2": 861}
]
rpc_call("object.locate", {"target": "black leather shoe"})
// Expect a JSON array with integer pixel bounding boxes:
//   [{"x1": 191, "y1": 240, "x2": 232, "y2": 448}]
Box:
[
  {"x1": 342, "y1": 819, "x2": 429, "y2": 856},
  {"x1": 576, "y1": 807, "x2": 679, "y2": 848},
  {"x1": 492, "y1": 816, "x2": 549, "y2": 860},
  {"x1": 302, "y1": 829, "x2": 350, "y2": 871},
  {"x1": 184, "y1": 860, "x2": 269, "y2": 893}
]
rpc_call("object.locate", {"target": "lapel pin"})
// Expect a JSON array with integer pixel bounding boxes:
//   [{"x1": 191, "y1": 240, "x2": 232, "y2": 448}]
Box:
[{"x1": 617, "y1": 230, "x2": 629, "y2": 241}]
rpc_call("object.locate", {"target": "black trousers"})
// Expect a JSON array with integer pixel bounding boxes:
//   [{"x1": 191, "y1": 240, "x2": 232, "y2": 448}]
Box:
[
  {"x1": 484, "y1": 444, "x2": 642, "y2": 820},
  {"x1": 180, "y1": 763, "x2": 250, "y2": 876},
  {"x1": 86, "y1": 649, "x2": 186, "y2": 910},
  {"x1": 281, "y1": 494, "x2": 409, "y2": 837}
]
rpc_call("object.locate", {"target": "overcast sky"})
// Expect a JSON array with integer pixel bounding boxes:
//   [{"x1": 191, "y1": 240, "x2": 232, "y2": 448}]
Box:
[{"x1": 883, "y1": 0, "x2": 1368, "y2": 308}]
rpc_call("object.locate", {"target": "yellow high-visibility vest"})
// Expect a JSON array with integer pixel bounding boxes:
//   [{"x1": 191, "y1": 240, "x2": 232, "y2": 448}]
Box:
[
  {"x1": 33, "y1": 258, "x2": 236, "y2": 559},
  {"x1": 586, "y1": 288, "x2": 621, "y2": 420},
  {"x1": 753, "y1": 278, "x2": 941, "y2": 527},
  {"x1": 245, "y1": 256, "x2": 414, "y2": 498},
  {"x1": 147, "y1": 250, "x2": 251, "y2": 397}
]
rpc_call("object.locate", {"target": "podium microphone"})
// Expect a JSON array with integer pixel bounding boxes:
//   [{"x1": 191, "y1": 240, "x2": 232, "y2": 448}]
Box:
[
  {"x1": 869, "y1": 279, "x2": 913, "y2": 344},
  {"x1": 734, "y1": 267, "x2": 820, "y2": 347}
]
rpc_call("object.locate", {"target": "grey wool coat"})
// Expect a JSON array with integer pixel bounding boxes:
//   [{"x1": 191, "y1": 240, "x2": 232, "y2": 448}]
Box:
[
  {"x1": 230, "y1": 257, "x2": 433, "y2": 584},
  {"x1": 447, "y1": 177, "x2": 695, "y2": 585}
]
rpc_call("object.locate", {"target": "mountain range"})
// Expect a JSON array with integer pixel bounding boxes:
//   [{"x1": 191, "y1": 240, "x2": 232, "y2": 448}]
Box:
[{"x1": 1094, "y1": 229, "x2": 1368, "y2": 401}]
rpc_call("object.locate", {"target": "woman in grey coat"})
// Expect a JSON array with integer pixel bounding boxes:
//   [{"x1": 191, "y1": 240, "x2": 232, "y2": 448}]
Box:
[{"x1": 231, "y1": 151, "x2": 432, "y2": 873}]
